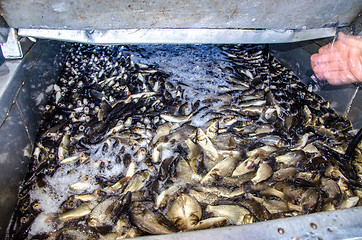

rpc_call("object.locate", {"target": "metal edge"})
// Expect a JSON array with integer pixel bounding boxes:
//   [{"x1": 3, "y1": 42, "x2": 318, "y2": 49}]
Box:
[
  {"x1": 1, "y1": 28, "x2": 22, "y2": 59},
  {"x1": 18, "y1": 28, "x2": 336, "y2": 44},
  {"x1": 0, "y1": 16, "x2": 9, "y2": 44},
  {"x1": 133, "y1": 206, "x2": 362, "y2": 240}
]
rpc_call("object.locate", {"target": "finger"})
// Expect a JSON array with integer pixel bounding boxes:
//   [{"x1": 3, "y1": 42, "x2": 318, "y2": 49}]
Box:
[
  {"x1": 348, "y1": 53, "x2": 362, "y2": 82},
  {"x1": 337, "y1": 32, "x2": 346, "y2": 41},
  {"x1": 312, "y1": 49, "x2": 347, "y2": 64},
  {"x1": 311, "y1": 56, "x2": 323, "y2": 79},
  {"x1": 311, "y1": 64, "x2": 326, "y2": 80},
  {"x1": 324, "y1": 70, "x2": 358, "y2": 85},
  {"x1": 339, "y1": 32, "x2": 362, "y2": 48},
  {"x1": 314, "y1": 72, "x2": 326, "y2": 81},
  {"x1": 315, "y1": 42, "x2": 342, "y2": 63},
  {"x1": 310, "y1": 54, "x2": 319, "y2": 67},
  {"x1": 348, "y1": 48, "x2": 362, "y2": 67},
  {"x1": 318, "y1": 43, "x2": 331, "y2": 54},
  {"x1": 320, "y1": 40, "x2": 348, "y2": 56},
  {"x1": 313, "y1": 59, "x2": 348, "y2": 73}
]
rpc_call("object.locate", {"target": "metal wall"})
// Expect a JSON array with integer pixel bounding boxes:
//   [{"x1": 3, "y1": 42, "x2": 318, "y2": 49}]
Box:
[
  {"x1": 1, "y1": 0, "x2": 361, "y2": 30},
  {"x1": 134, "y1": 207, "x2": 362, "y2": 240},
  {"x1": 0, "y1": 39, "x2": 361, "y2": 240},
  {"x1": 0, "y1": 40, "x2": 68, "y2": 239},
  {"x1": 0, "y1": 1, "x2": 361, "y2": 238}
]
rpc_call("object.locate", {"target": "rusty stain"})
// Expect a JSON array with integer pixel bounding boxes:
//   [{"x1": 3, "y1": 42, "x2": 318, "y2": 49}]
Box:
[
  {"x1": 277, "y1": 227, "x2": 285, "y2": 234},
  {"x1": 310, "y1": 222, "x2": 318, "y2": 229},
  {"x1": 230, "y1": 7, "x2": 239, "y2": 18}
]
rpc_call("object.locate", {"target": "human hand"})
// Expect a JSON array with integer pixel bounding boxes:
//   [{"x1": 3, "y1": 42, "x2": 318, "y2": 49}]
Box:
[{"x1": 310, "y1": 32, "x2": 362, "y2": 85}]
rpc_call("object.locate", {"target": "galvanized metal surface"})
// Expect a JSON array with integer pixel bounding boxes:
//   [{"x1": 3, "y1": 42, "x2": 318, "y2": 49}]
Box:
[
  {"x1": 0, "y1": 28, "x2": 22, "y2": 59},
  {"x1": 1, "y1": 0, "x2": 361, "y2": 30},
  {"x1": 0, "y1": 103, "x2": 31, "y2": 240},
  {"x1": 0, "y1": 58, "x2": 22, "y2": 123},
  {"x1": 0, "y1": 40, "x2": 361, "y2": 239},
  {"x1": 134, "y1": 206, "x2": 362, "y2": 240},
  {"x1": 348, "y1": 87, "x2": 362, "y2": 129},
  {"x1": 0, "y1": 16, "x2": 9, "y2": 43},
  {"x1": 18, "y1": 28, "x2": 337, "y2": 44},
  {"x1": 0, "y1": 48, "x2": 4, "y2": 66},
  {"x1": 0, "y1": 40, "x2": 68, "y2": 239}
]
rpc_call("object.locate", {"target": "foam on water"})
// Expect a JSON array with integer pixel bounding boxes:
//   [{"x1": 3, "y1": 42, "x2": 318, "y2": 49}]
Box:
[
  {"x1": 126, "y1": 45, "x2": 238, "y2": 129},
  {"x1": 29, "y1": 213, "x2": 55, "y2": 236},
  {"x1": 128, "y1": 45, "x2": 233, "y2": 97}
]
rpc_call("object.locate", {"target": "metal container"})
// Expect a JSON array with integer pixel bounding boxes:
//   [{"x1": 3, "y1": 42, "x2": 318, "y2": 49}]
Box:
[
  {"x1": 0, "y1": 0, "x2": 361, "y2": 45},
  {"x1": 0, "y1": 1, "x2": 361, "y2": 239}
]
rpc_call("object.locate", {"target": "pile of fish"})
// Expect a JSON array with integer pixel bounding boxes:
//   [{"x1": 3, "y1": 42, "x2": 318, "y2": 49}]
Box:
[{"x1": 7, "y1": 44, "x2": 362, "y2": 239}]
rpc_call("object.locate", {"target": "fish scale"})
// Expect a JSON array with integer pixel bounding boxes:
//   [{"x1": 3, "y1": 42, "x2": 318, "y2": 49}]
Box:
[{"x1": 7, "y1": 44, "x2": 361, "y2": 239}]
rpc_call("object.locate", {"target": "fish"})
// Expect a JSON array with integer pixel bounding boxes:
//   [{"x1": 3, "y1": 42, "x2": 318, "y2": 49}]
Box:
[
  {"x1": 58, "y1": 134, "x2": 70, "y2": 161},
  {"x1": 188, "y1": 189, "x2": 221, "y2": 205},
  {"x1": 123, "y1": 171, "x2": 150, "y2": 193},
  {"x1": 275, "y1": 150, "x2": 306, "y2": 166},
  {"x1": 232, "y1": 154, "x2": 262, "y2": 177},
  {"x1": 201, "y1": 156, "x2": 238, "y2": 184},
  {"x1": 338, "y1": 196, "x2": 359, "y2": 209},
  {"x1": 205, "y1": 119, "x2": 219, "y2": 140},
  {"x1": 195, "y1": 186, "x2": 246, "y2": 199},
  {"x1": 58, "y1": 202, "x2": 97, "y2": 222},
  {"x1": 74, "y1": 193, "x2": 98, "y2": 202},
  {"x1": 213, "y1": 132, "x2": 237, "y2": 150},
  {"x1": 192, "y1": 128, "x2": 220, "y2": 170},
  {"x1": 272, "y1": 167, "x2": 297, "y2": 181},
  {"x1": 188, "y1": 216, "x2": 228, "y2": 230},
  {"x1": 88, "y1": 192, "x2": 131, "y2": 228},
  {"x1": 59, "y1": 155, "x2": 80, "y2": 165},
  {"x1": 167, "y1": 193, "x2": 202, "y2": 231},
  {"x1": 155, "y1": 185, "x2": 181, "y2": 209},
  {"x1": 10, "y1": 43, "x2": 361, "y2": 239},
  {"x1": 299, "y1": 188, "x2": 319, "y2": 213},
  {"x1": 320, "y1": 177, "x2": 341, "y2": 199},
  {"x1": 160, "y1": 113, "x2": 193, "y2": 123},
  {"x1": 205, "y1": 204, "x2": 251, "y2": 225},
  {"x1": 48, "y1": 227, "x2": 101, "y2": 239},
  {"x1": 247, "y1": 194, "x2": 302, "y2": 214},
  {"x1": 69, "y1": 181, "x2": 91, "y2": 192},
  {"x1": 185, "y1": 138, "x2": 203, "y2": 173},
  {"x1": 130, "y1": 202, "x2": 176, "y2": 235},
  {"x1": 106, "y1": 216, "x2": 141, "y2": 239},
  {"x1": 251, "y1": 162, "x2": 273, "y2": 184}
]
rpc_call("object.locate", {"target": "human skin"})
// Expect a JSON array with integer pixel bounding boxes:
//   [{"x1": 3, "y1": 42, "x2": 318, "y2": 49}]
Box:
[{"x1": 310, "y1": 32, "x2": 362, "y2": 85}]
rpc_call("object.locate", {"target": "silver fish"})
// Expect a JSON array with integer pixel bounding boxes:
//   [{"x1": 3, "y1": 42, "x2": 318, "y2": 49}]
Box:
[
  {"x1": 251, "y1": 162, "x2": 273, "y2": 185},
  {"x1": 206, "y1": 205, "x2": 250, "y2": 225},
  {"x1": 193, "y1": 128, "x2": 220, "y2": 170},
  {"x1": 167, "y1": 193, "x2": 202, "y2": 231},
  {"x1": 58, "y1": 202, "x2": 97, "y2": 222},
  {"x1": 131, "y1": 202, "x2": 176, "y2": 235},
  {"x1": 201, "y1": 156, "x2": 238, "y2": 184}
]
